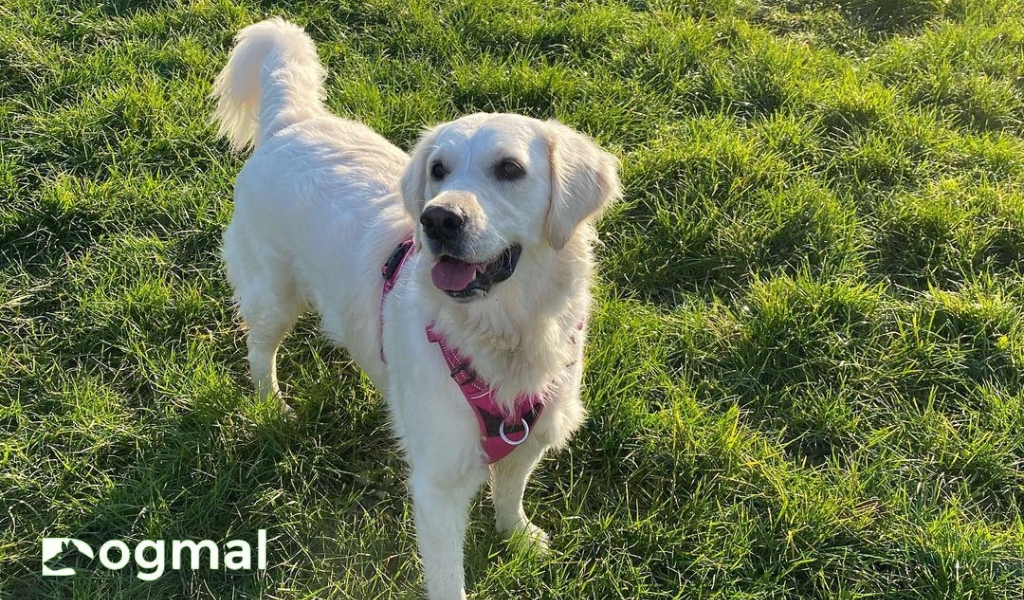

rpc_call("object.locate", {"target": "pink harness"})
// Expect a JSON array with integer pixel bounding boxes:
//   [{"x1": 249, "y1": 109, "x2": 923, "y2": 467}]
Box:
[{"x1": 380, "y1": 239, "x2": 544, "y2": 464}]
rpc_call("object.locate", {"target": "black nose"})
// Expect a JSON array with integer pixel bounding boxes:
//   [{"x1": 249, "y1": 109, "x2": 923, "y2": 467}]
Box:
[{"x1": 420, "y1": 205, "x2": 466, "y2": 244}]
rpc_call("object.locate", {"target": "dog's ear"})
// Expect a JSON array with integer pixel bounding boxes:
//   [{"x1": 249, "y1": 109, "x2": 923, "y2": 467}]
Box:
[
  {"x1": 544, "y1": 120, "x2": 621, "y2": 250},
  {"x1": 400, "y1": 125, "x2": 442, "y2": 220}
]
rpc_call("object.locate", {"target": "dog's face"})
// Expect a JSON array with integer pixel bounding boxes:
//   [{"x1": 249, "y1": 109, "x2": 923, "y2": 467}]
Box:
[{"x1": 401, "y1": 114, "x2": 620, "y2": 301}]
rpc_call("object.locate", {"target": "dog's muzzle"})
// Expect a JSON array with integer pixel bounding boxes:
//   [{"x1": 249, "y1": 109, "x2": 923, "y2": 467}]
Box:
[{"x1": 430, "y1": 244, "x2": 522, "y2": 301}]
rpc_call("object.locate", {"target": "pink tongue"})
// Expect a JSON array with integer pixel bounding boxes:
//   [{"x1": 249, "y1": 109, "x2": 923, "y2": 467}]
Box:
[{"x1": 431, "y1": 258, "x2": 479, "y2": 291}]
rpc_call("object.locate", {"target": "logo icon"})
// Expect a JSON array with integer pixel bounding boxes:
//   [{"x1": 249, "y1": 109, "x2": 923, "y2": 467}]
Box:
[{"x1": 42, "y1": 538, "x2": 95, "y2": 576}]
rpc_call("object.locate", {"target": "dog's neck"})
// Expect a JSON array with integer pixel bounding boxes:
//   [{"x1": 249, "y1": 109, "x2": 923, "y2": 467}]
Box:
[{"x1": 421, "y1": 229, "x2": 597, "y2": 407}]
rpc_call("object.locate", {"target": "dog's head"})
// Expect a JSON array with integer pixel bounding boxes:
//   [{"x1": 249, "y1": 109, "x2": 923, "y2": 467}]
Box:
[{"x1": 401, "y1": 113, "x2": 620, "y2": 302}]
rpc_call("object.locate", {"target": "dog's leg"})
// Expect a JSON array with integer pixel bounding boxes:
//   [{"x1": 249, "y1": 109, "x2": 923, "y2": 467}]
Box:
[
  {"x1": 410, "y1": 466, "x2": 486, "y2": 600},
  {"x1": 224, "y1": 224, "x2": 307, "y2": 408},
  {"x1": 238, "y1": 279, "x2": 305, "y2": 407},
  {"x1": 247, "y1": 320, "x2": 292, "y2": 403},
  {"x1": 490, "y1": 442, "x2": 549, "y2": 550}
]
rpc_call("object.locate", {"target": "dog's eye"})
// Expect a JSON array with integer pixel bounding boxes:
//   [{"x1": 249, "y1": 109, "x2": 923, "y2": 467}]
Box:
[
  {"x1": 430, "y1": 161, "x2": 447, "y2": 181},
  {"x1": 494, "y1": 159, "x2": 525, "y2": 181}
]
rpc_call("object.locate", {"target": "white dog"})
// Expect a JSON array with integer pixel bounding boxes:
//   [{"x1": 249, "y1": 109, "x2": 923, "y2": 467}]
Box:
[{"x1": 212, "y1": 18, "x2": 620, "y2": 599}]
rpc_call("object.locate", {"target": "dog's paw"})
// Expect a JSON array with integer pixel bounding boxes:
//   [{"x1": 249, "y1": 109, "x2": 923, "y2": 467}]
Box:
[
  {"x1": 502, "y1": 521, "x2": 550, "y2": 555},
  {"x1": 277, "y1": 397, "x2": 295, "y2": 417},
  {"x1": 520, "y1": 522, "x2": 550, "y2": 551}
]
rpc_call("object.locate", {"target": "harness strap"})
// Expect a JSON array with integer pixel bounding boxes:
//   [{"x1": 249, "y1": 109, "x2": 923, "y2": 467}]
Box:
[
  {"x1": 426, "y1": 323, "x2": 545, "y2": 464},
  {"x1": 379, "y1": 238, "x2": 414, "y2": 362}
]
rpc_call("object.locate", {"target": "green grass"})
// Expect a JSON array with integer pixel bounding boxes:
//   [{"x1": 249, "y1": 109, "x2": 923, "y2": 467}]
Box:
[{"x1": 3, "y1": 0, "x2": 1024, "y2": 598}]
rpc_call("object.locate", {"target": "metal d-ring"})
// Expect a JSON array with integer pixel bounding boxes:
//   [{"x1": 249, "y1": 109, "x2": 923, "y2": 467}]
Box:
[{"x1": 498, "y1": 419, "x2": 530, "y2": 446}]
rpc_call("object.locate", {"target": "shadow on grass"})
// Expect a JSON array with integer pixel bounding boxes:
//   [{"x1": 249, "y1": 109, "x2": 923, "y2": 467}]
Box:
[
  {"x1": 775, "y1": 0, "x2": 955, "y2": 40},
  {"x1": 4, "y1": 326, "x2": 413, "y2": 598}
]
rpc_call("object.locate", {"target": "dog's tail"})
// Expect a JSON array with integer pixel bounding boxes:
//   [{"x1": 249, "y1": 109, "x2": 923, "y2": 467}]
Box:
[{"x1": 211, "y1": 17, "x2": 327, "y2": 152}]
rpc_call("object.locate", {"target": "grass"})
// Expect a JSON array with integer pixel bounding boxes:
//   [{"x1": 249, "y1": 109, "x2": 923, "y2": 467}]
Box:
[{"x1": 2, "y1": 0, "x2": 1024, "y2": 598}]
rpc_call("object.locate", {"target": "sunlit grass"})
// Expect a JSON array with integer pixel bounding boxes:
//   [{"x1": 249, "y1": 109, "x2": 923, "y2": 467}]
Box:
[{"x1": 2, "y1": 0, "x2": 1023, "y2": 598}]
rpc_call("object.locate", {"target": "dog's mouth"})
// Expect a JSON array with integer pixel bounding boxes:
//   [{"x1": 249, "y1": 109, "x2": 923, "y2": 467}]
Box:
[{"x1": 430, "y1": 245, "x2": 522, "y2": 300}]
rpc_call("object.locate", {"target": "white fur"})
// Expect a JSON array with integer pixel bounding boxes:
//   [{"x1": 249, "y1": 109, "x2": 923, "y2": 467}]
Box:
[{"x1": 213, "y1": 18, "x2": 620, "y2": 599}]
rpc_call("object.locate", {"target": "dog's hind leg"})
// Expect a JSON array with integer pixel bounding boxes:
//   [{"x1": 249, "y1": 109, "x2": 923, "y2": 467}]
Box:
[
  {"x1": 490, "y1": 442, "x2": 550, "y2": 551},
  {"x1": 224, "y1": 229, "x2": 306, "y2": 407},
  {"x1": 242, "y1": 286, "x2": 304, "y2": 406}
]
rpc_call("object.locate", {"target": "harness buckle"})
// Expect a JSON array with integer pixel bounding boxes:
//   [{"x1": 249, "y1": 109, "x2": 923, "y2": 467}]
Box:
[{"x1": 450, "y1": 362, "x2": 477, "y2": 386}]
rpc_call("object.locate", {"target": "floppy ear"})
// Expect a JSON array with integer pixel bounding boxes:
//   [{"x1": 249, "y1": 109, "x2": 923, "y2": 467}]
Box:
[
  {"x1": 400, "y1": 125, "x2": 442, "y2": 220},
  {"x1": 544, "y1": 120, "x2": 622, "y2": 250}
]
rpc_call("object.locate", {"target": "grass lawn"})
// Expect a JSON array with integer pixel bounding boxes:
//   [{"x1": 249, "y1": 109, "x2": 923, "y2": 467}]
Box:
[{"x1": 3, "y1": 0, "x2": 1024, "y2": 597}]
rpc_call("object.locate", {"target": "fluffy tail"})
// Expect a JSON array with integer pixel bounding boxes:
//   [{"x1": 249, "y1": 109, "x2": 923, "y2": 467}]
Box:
[{"x1": 211, "y1": 17, "x2": 327, "y2": 152}]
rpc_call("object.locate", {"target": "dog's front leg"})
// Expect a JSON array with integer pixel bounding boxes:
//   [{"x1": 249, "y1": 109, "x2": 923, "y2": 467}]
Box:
[
  {"x1": 490, "y1": 440, "x2": 550, "y2": 550},
  {"x1": 410, "y1": 465, "x2": 487, "y2": 600}
]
